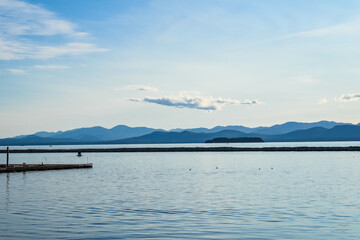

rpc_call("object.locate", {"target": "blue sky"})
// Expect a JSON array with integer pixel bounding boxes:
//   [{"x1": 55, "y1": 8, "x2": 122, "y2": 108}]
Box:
[{"x1": 0, "y1": 0, "x2": 360, "y2": 137}]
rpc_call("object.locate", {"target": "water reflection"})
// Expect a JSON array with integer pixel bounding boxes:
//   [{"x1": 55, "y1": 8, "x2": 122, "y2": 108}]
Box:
[{"x1": 5, "y1": 173, "x2": 9, "y2": 212}]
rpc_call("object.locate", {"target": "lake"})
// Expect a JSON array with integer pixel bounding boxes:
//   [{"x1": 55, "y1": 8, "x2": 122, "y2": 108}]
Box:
[{"x1": 1, "y1": 143, "x2": 360, "y2": 239}]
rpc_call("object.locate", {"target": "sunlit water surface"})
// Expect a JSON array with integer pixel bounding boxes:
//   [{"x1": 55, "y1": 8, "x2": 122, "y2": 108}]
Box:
[{"x1": 1, "y1": 147, "x2": 360, "y2": 239}]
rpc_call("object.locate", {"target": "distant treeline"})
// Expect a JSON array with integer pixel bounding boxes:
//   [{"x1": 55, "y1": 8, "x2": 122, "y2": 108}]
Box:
[{"x1": 205, "y1": 137, "x2": 264, "y2": 143}]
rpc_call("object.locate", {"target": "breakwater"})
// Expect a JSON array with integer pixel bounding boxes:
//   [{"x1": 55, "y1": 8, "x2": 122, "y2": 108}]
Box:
[
  {"x1": 0, "y1": 163, "x2": 93, "y2": 173},
  {"x1": 1, "y1": 146, "x2": 360, "y2": 153}
]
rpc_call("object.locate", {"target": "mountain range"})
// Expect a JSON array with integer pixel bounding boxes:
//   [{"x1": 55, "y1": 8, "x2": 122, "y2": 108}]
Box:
[{"x1": 1, "y1": 121, "x2": 359, "y2": 146}]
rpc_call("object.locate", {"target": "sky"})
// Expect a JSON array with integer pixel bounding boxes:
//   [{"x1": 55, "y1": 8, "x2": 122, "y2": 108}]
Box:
[{"x1": 0, "y1": 0, "x2": 360, "y2": 137}]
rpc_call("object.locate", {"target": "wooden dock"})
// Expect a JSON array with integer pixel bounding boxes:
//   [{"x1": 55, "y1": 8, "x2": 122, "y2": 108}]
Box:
[{"x1": 0, "y1": 163, "x2": 93, "y2": 173}]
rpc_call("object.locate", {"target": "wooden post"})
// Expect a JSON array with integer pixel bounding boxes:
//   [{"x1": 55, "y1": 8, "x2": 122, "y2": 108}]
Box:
[{"x1": 6, "y1": 147, "x2": 9, "y2": 167}]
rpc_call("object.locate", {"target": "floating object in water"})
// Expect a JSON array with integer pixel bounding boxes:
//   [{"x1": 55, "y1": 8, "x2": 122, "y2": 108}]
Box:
[
  {"x1": 216, "y1": 167, "x2": 218, "y2": 169},
  {"x1": 189, "y1": 168, "x2": 191, "y2": 171},
  {"x1": 77, "y1": 152, "x2": 82, "y2": 157}
]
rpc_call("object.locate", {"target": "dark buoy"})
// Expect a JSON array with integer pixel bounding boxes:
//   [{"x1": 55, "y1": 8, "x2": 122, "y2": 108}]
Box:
[{"x1": 77, "y1": 152, "x2": 82, "y2": 157}]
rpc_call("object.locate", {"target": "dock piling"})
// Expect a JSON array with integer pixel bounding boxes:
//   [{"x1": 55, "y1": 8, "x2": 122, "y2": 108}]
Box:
[{"x1": 6, "y1": 147, "x2": 9, "y2": 167}]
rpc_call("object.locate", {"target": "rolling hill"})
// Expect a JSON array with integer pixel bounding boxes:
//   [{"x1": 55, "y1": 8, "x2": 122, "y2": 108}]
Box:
[{"x1": 105, "y1": 130, "x2": 250, "y2": 144}]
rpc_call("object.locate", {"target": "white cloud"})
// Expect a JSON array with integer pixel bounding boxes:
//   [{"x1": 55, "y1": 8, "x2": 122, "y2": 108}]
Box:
[
  {"x1": 0, "y1": 0, "x2": 106, "y2": 60},
  {"x1": 318, "y1": 98, "x2": 328, "y2": 104},
  {"x1": 129, "y1": 91, "x2": 262, "y2": 111},
  {"x1": 33, "y1": 65, "x2": 69, "y2": 69},
  {"x1": 8, "y1": 68, "x2": 24, "y2": 74},
  {"x1": 142, "y1": 95, "x2": 239, "y2": 111},
  {"x1": 336, "y1": 93, "x2": 360, "y2": 103},
  {"x1": 125, "y1": 85, "x2": 159, "y2": 92}
]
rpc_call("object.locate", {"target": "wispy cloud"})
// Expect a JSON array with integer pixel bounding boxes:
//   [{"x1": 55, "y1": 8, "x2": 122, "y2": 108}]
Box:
[
  {"x1": 0, "y1": 0, "x2": 79, "y2": 36},
  {"x1": 8, "y1": 68, "x2": 24, "y2": 74},
  {"x1": 0, "y1": 0, "x2": 106, "y2": 60},
  {"x1": 282, "y1": 20, "x2": 360, "y2": 39},
  {"x1": 33, "y1": 65, "x2": 69, "y2": 69},
  {"x1": 125, "y1": 85, "x2": 159, "y2": 92},
  {"x1": 34, "y1": 43, "x2": 106, "y2": 59},
  {"x1": 336, "y1": 93, "x2": 360, "y2": 103},
  {"x1": 0, "y1": 40, "x2": 107, "y2": 60}
]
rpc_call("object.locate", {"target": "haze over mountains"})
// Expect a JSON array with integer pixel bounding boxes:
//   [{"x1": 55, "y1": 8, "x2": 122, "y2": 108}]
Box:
[{"x1": 1, "y1": 121, "x2": 360, "y2": 146}]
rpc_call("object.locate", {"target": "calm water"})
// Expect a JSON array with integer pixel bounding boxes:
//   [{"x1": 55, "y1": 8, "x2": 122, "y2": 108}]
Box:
[
  {"x1": 3, "y1": 141, "x2": 360, "y2": 150},
  {"x1": 1, "y1": 148, "x2": 360, "y2": 239}
]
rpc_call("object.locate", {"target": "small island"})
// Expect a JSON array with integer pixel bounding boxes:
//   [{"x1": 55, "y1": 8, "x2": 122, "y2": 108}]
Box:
[{"x1": 205, "y1": 137, "x2": 264, "y2": 143}]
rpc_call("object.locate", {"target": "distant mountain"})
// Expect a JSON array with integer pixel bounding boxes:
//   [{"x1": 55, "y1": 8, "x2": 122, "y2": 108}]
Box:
[
  {"x1": 171, "y1": 121, "x2": 352, "y2": 135},
  {"x1": 17, "y1": 125, "x2": 164, "y2": 142},
  {"x1": 264, "y1": 125, "x2": 360, "y2": 142},
  {"x1": 252, "y1": 121, "x2": 350, "y2": 135},
  {"x1": 107, "y1": 125, "x2": 360, "y2": 144},
  {"x1": 171, "y1": 125, "x2": 253, "y2": 133},
  {"x1": 1, "y1": 121, "x2": 359, "y2": 146},
  {"x1": 209, "y1": 126, "x2": 254, "y2": 133},
  {"x1": 105, "y1": 130, "x2": 249, "y2": 144},
  {"x1": 33, "y1": 131, "x2": 64, "y2": 138}
]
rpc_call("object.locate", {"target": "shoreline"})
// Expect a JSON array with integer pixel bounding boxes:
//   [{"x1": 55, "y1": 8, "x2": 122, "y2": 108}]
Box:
[{"x1": 1, "y1": 146, "x2": 360, "y2": 153}]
